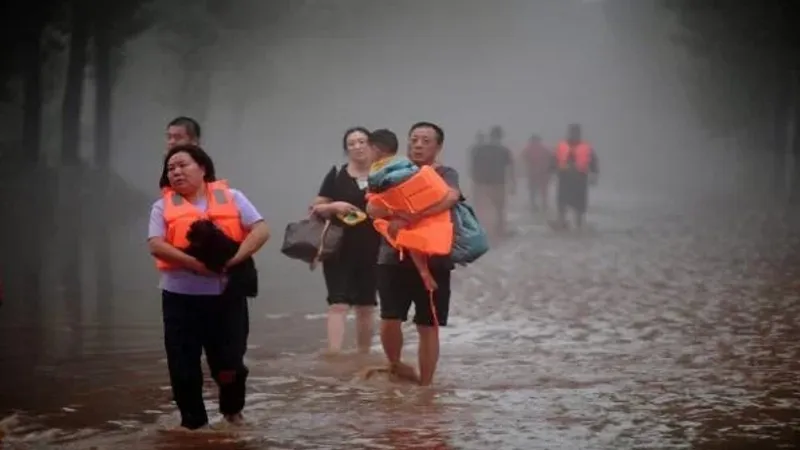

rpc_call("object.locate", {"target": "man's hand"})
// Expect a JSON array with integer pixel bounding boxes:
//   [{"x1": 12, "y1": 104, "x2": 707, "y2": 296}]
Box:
[{"x1": 366, "y1": 202, "x2": 391, "y2": 219}]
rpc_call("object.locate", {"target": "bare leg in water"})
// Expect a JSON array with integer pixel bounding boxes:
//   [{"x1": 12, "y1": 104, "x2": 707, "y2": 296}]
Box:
[
  {"x1": 354, "y1": 305, "x2": 375, "y2": 353},
  {"x1": 380, "y1": 320, "x2": 421, "y2": 383},
  {"x1": 416, "y1": 325, "x2": 439, "y2": 386},
  {"x1": 326, "y1": 304, "x2": 349, "y2": 354}
]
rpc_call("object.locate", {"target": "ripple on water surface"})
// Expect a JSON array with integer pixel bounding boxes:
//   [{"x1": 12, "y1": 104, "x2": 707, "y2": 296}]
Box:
[{"x1": 2, "y1": 196, "x2": 800, "y2": 449}]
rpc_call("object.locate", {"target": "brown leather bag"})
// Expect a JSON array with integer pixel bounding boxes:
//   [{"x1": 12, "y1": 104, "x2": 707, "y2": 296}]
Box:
[{"x1": 280, "y1": 217, "x2": 343, "y2": 270}]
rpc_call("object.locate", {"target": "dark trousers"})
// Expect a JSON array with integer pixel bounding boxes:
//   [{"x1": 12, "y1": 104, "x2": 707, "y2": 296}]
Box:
[
  {"x1": 527, "y1": 175, "x2": 550, "y2": 211},
  {"x1": 162, "y1": 290, "x2": 249, "y2": 429}
]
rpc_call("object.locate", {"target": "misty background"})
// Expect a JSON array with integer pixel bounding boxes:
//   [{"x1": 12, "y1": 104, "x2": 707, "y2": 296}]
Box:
[{"x1": 0, "y1": 0, "x2": 797, "y2": 350}]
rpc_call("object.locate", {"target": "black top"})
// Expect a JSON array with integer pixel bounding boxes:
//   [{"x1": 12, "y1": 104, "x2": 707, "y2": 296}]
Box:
[
  {"x1": 470, "y1": 143, "x2": 512, "y2": 184},
  {"x1": 318, "y1": 164, "x2": 380, "y2": 263}
]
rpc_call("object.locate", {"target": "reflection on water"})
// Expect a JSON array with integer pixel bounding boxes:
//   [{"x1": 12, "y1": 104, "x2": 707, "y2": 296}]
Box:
[{"x1": 1, "y1": 189, "x2": 799, "y2": 449}]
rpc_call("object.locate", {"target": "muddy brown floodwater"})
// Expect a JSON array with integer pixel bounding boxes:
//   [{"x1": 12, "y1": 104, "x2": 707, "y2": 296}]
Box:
[{"x1": 1, "y1": 188, "x2": 799, "y2": 449}]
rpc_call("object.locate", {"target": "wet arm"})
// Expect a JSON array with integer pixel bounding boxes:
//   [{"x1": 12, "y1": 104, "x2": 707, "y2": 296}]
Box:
[
  {"x1": 404, "y1": 169, "x2": 461, "y2": 222},
  {"x1": 231, "y1": 220, "x2": 270, "y2": 263},
  {"x1": 148, "y1": 237, "x2": 202, "y2": 269},
  {"x1": 310, "y1": 166, "x2": 338, "y2": 215},
  {"x1": 229, "y1": 191, "x2": 270, "y2": 264},
  {"x1": 366, "y1": 199, "x2": 391, "y2": 219},
  {"x1": 590, "y1": 150, "x2": 599, "y2": 174}
]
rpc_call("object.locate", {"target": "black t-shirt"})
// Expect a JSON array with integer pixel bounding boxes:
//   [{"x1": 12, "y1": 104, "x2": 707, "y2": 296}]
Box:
[
  {"x1": 318, "y1": 164, "x2": 380, "y2": 261},
  {"x1": 471, "y1": 143, "x2": 512, "y2": 184}
]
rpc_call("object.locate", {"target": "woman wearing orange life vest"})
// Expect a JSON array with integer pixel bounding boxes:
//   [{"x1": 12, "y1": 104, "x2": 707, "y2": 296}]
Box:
[
  {"x1": 147, "y1": 145, "x2": 270, "y2": 431},
  {"x1": 553, "y1": 123, "x2": 598, "y2": 229}
]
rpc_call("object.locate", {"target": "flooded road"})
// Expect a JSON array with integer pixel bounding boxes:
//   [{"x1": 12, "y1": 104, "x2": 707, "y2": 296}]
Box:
[{"x1": 1, "y1": 188, "x2": 799, "y2": 449}]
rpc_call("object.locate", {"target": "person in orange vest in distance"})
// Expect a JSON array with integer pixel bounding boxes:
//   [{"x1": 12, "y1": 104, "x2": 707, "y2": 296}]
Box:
[{"x1": 553, "y1": 123, "x2": 598, "y2": 229}]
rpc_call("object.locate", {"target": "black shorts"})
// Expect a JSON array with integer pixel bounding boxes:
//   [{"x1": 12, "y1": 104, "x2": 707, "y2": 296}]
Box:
[
  {"x1": 557, "y1": 172, "x2": 589, "y2": 213},
  {"x1": 377, "y1": 265, "x2": 451, "y2": 326},
  {"x1": 322, "y1": 256, "x2": 378, "y2": 307}
]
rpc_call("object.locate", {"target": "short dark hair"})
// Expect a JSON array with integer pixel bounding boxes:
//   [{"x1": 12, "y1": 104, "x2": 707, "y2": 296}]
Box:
[
  {"x1": 409, "y1": 121, "x2": 444, "y2": 145},
  {"x1": 368, "y1": 128, "x2": 399, "y2": 155},
  {"x1": 342, "y1": 126, "x2": 370, "y2": 154},
  {"x1": 489, "y1": 125, "x2": 503, "y2": 140},
  {"x1": 167, "y1": 116, "x2": 202, "y2": 140},
  {"x1": 159, "y1": 144, "x2": 216, "y2": 188}
]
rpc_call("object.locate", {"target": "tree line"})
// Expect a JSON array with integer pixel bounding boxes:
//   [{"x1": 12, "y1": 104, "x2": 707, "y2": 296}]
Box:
[
  {"x1": 0, "y1": 0, "x2": 284, "y2": 169},
  {"x1": 606, "y1": 0, "x2": 798, "y2": 200}
]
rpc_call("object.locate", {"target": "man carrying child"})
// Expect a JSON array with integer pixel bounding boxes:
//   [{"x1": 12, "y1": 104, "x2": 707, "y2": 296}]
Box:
[{"x1": 366, "y1": 123, "x2": 461, "y2": 386}]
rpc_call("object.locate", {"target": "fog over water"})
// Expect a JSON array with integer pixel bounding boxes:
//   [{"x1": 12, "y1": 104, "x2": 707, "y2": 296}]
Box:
[{"x1": 2, "y1": 1, "x2": 797, "y2": 448}]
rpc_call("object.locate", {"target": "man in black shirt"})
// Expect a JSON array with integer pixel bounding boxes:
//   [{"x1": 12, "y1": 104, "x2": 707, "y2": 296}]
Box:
[{"x1": 470, "y1": 125, "x2": 515, "y2": 239}]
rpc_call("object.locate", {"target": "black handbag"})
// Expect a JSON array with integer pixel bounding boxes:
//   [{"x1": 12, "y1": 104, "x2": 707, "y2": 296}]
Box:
[{"x1": 280, "y1": 217, "x2": 344, "y2": 269}]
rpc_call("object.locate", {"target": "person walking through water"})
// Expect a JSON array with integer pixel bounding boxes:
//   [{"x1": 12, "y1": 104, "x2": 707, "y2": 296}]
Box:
[
  {"x1": 367, "y1": 122, "x2": 461, "y2": 386},
  {"x1": 161, "y1": 116, "x2": 202, "y2": 188},
  {"x1": 148, "y1": 145, "x2": 270, "y2": 430},
  {"x1": 520, "y1": 134, "x2": 553, "y2": 213},
  {"x1": 310, "y1": 127, "x2": 380, "y2": 356},
  {"x1": 552, "y1": 123, "x2": 598, "y2": 230},
  {"x1": 470, "y1": 125, "x2": 514, "y2": 240}
]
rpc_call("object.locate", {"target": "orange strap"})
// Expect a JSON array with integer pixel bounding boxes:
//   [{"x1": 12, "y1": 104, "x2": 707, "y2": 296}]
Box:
[
  {"x1": 428, "y1": 289, "x2": 439, "y2": 332},
  {"x1": 415, "y1": 254, "x2": 440, "y2": 331}
]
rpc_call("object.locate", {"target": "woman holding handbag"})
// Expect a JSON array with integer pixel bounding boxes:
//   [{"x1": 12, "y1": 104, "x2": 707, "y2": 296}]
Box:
[{"x1": 309, "y1": 127, "x2": 380, "y2": 355}]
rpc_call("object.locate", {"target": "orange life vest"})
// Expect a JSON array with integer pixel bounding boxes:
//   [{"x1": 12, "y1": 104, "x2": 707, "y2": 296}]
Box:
[
  {"x1": 155, "y1": 180, "x2": 246, "y2": 271},
  {"x1": 556, "y1": 141, "x2": 593, "y2": 173},
  {"x1": 366, "y1": 166, "x2": 454, "y2": 256}
]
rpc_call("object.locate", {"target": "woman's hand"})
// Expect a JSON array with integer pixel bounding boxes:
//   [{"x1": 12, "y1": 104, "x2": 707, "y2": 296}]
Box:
[
  {"x1": 331, "y1": 201, "x2": 359, "y2": 215},
  {"x1": 186, "y1": 257, "x2": 215, "y2": 276},
  {"x1": 309, "y1": 203, "x2": 332, "y2": 217},
  {"x1": 313, "y1": 201, "x2": 357, "y2": 217}
]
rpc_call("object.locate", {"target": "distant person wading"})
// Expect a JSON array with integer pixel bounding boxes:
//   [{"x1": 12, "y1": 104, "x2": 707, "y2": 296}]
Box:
[
  {"x1": 470, "y1": 125, "x2": 514, "y2": 240},
  {"x1": 553, "y1": 123, "x2": 598, "y2": 229},
  {"x1": 520, "y1": 133, "x2": 554, "y2": 213},
  {"x1": 147, "y1": 145, "x2": 270, "y2": 431},
  {"x1": 310, "y1": 127, "x2": 380, "y2": 355}
]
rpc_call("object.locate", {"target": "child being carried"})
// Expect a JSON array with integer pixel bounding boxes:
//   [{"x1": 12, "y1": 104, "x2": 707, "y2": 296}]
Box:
[{"x1": 364, "y1": 129, "x2": 456, "y2": 291}]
